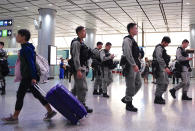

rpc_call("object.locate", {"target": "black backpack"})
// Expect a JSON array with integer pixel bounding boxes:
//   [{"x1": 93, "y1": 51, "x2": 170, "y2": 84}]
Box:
[{"x1": 0, "y1": 60, "x2": 9, "y2": 76}]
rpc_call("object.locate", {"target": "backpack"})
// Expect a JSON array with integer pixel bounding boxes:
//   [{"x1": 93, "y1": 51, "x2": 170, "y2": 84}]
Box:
[
  {"x1": 35, "y1": 54, "x2": 49, "y2": 82},
  {"x1": 0, "y1": 60, "x2": 9, "y2": 77}
]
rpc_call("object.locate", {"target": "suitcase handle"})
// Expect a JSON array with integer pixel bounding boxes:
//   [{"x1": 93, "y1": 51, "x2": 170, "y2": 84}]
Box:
[{"x1": 34, "y1": 84, "x2": 47, "y2": 97}]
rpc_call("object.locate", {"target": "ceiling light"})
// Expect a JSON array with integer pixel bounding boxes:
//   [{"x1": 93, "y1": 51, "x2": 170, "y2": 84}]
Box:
[
  {"x1": 24, "y1": 7, "x2": 29, "y2": 9},
  {"x1": 48, "y1": 4, "x2": 53, "y2": 6},
  {"x1": 17, "y1": 26, "x2": 21, "y2": 28},
  {"x1": 186, "y1": 2, "x2": 190, "y2": 5}
]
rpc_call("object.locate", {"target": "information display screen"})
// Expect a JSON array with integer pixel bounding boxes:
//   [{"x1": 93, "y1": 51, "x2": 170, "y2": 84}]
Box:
[{"x1": 48, "y1": 45, "x2": 57, "y2": 65}]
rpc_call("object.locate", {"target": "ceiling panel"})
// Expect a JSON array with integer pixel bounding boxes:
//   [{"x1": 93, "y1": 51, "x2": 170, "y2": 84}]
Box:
[{"x1": 0, "y1": 0, "x2": 194, "y2": 37}]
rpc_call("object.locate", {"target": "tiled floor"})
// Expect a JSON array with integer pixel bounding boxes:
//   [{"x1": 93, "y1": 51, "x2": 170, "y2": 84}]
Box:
[{"x1": 1, "y1": 75, "x2": 195, "y2": 131}]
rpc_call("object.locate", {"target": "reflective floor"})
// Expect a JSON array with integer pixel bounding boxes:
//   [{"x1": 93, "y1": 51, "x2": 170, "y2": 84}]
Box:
[{"x1": 1, "y1": 75, "x2": 195, "y2": 131}]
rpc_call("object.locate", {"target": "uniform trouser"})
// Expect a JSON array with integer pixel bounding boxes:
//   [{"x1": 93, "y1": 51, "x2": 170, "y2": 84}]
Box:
[
  {"x1": 72, "y1": 71, "x2": 88, "y2": 104},
  {"x1": 64, "y1": 69, "x2": 69, "y2": 79},
  {"x1": 155, "y1": 71, "x2": 169, "y2": 97},
  {"x1": 0, "y1": 77, "x2": 5, "y2": 91},
  {"x1": 94, "y1": 73, "x2": 102, "y2": 91},
  {"x1": 172, "y1": 75, "x2": 179, "y2": 84},
  {"x1": 101, "y1": 67, "x2": 113, "y2": 94},
  {"x1": 15, "y1": 78, "x2": 48, "y2": 111},
  {"x1": 174, "y1": 71, "x2": 190, "y2": 93},
  {"x1": 124, "y1": 66, "x2": 142, "y2": 102}
]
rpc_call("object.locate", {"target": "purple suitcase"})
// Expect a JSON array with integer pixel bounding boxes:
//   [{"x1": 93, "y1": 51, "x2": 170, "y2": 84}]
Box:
[{"x1": 35, "y1": 84, "x2": 87, "y2": 124}]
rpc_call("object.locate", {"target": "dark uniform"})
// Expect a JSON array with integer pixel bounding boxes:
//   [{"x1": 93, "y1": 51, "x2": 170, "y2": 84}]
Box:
[{"x1": 0, "y1": 48, "x2": 7, "y2": 95}]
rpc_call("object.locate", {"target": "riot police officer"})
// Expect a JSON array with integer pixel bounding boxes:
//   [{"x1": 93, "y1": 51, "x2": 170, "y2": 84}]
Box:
[
  {"x1": 121, "y1": 23, "x2": 142, "y2": 112},
  {"x1": 100, "y1": 42, "x2": 114, "y2": 98},
  {"x1": 153, "y1": 36, "x2": 171, "y2": 104},
  {"x1": 169, "y1": 39, "x2": 192, "y2": 100},
  {"x1": 92, "y1": 42, "x2": 103, "y2": 95},
  {"x1": 70, "y1": 26, "x2": 93, "y2": 113}
]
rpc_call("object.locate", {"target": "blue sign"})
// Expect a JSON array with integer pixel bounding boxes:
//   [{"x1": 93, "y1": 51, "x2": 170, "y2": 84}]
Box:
[
  {"x1": 3, "y1": 20, "x2": 8, "y2": 26},
  {"x1": 0, "y1": 21, "x2": 3, "y2": 26},
  {"x1": 0, "y1": 19, "x2": 12, "y2": 27}
]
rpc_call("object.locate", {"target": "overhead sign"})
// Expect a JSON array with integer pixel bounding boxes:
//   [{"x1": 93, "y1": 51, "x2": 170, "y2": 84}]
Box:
[
  {"x1": 0, "y1": 29, "x2": 12, "y2": 37},
  {"x1": 0, "y1": 19, "x2": 12, "y2": 27}
]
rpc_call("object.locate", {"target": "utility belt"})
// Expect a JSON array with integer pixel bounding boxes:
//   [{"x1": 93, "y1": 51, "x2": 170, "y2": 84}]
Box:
[
  {"x1": 180, "y1": 61, "x2": 191, "y2": 68},
  {"x1": 102, "y1": 60, "x2": 119, "y2": 70},
  {"x1": 120, "y1": 55, "x2": 140, "y2": 77},
  {"x1": 91, "y1": 59, "x2": 101, "y2": 69},
  {"x1": 68, "y1": 58, "x2": 88, "y2": 74}
]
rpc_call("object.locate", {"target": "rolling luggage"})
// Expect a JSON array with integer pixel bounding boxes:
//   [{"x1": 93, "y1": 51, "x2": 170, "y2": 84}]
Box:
[{"x1": 34, "y1": 84, "x2": 87, "y2": 124}]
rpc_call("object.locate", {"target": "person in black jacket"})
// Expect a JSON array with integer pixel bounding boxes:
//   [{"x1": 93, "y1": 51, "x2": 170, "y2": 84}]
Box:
[
  {"x1": 1, "y1": 29, "x2": 56, "y2": 123},
  {"x1": 0, "y1": 41, "x2": 8, "y2": 95}
]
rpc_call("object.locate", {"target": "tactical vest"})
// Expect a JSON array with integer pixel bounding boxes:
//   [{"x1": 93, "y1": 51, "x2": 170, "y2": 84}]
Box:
[
  {"x1": 124, "y1": 35, "x2": 141, "y2": 69},
  {"x1": 102, "y1": 49, "x2": 111, "y2": 67},
  {"x1": 153, "y1": 44, "x2": 170, "y2": 67},
  {"x1": 177, "y1": 47, "x2": 190, "y2": 67},
  {"x1": 70, "y1": 38, "x2": 91, "y2": 67},
  {"x1": 91, "y1": 48, "x2": 101, "y2": 68},
  {"x1": 102, "y1": 49, "x2": 118, "y2": 69},
  {"x1": 92, "y1": 48, "x2": 101, "y2": 62}
]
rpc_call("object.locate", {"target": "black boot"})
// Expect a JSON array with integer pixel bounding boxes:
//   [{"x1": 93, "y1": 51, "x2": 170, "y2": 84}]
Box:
[
  {"x1": 1, "y1": 89, "x2": 5, "y2": 95},
  {"x1": 83, "y1": 104, "x2": 93, "y2": 113},
  {"x1": 121, "y1": 97, "x2": 128, "y2": 104},
  {"x1": 103, "y1": 93, "x2": 109, "y2": 98},
  {"x1": 98, "y1": 88, "x2": 103, "y2": 95},
  {"x1": 26, "y1": 88, "x2": 31, "y2": 93},
  {"x1": 169, "y1": 88, "x2": 176, "y2": 99},
  {"x1": 93, "y1": 89, "x2": 99, "y2": 95},
  {"x1": 1, "y1": 85, "x2": 5, "y2": 95},
  {"x1": 154, "y1": 96, "x2": 165, "y2": 104},
  {"x1": 126, "y1": 101, "x2": 138, "y2": 112},
  {"x1": 182, "y1": 92, "x2": 192, "y2": 101}
]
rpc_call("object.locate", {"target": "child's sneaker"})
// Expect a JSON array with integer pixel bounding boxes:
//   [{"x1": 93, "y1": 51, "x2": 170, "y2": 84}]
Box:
[{"x1": 43, "y1": 110, "x2": 57, "y2": 121}]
